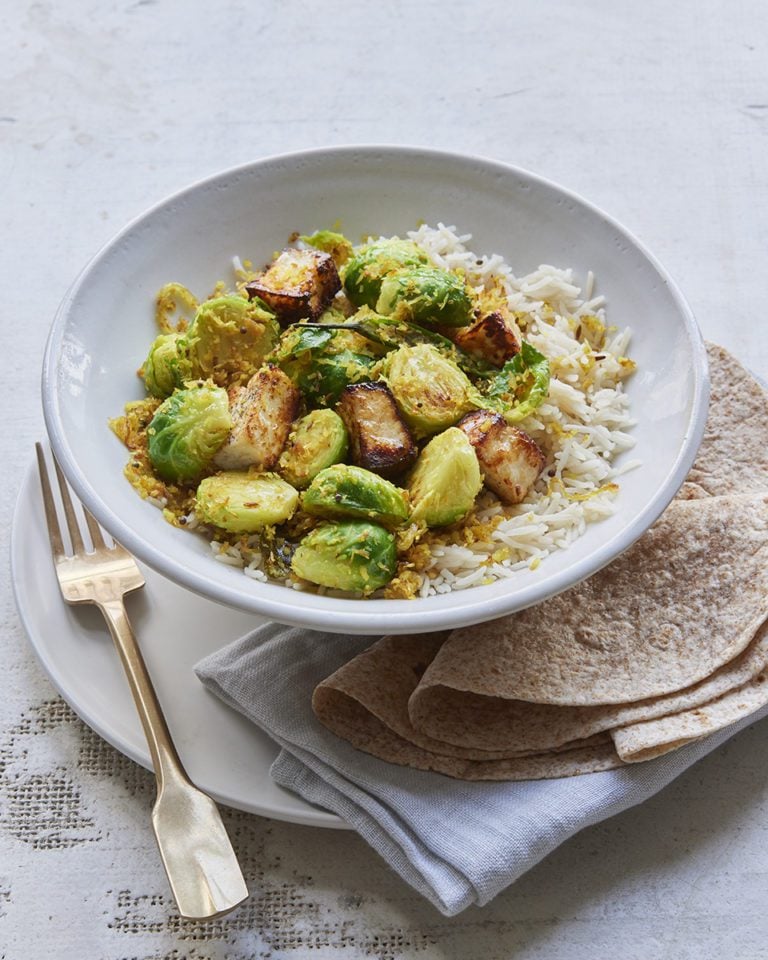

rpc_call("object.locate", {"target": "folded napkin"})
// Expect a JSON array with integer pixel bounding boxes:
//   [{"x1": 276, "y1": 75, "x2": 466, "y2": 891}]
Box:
[
  {"x1": 195, "y1": 625, "x2": 768, "y2": 915},
  {"x1": 195, "y1": 344, "x2": 768, "y2": 915}
]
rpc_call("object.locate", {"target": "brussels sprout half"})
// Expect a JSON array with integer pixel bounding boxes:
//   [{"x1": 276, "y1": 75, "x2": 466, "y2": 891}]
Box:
[
  {"x1": 272, "y1": 325, "x2": 377, "y2": 406},
  {"x1": 375, "y1": 265, "x2": 473, "y2": 327},
  {"x1": 302, "y1": 464, "x2": 409, "y2": 527},
  {"x1": 147, "y1": 383, "x2": 231, "y2": 484},
  {"x1": 383, "y1": 343, "x2": 482, "y2": 438},
  {"x1": 183, "y1": 295, "x2": 278, "y2": 387},
  {"x1": 300, "y1": 350, "x2": 377, "y2": 406},
  {"x1": 141, "y1": 332, "x2": 191, "y2": 398},
  {"x1": 408, "y1": 427, "x2": 483, "y2": 527},
  {"x1": 195, "y1": 471, "x2": 299, "y2": 533},
  {"x1": 299, "y1": 230, "x2": 354, "y2": 267},
  {"x1": 483, "y1": 340, "x2": 551, "y2": 422},
  {"x1": 147, "y1": 383, "x2": 232, "y2": 483},
  {"x1": 278, "y1": 409, "x2": 349, "y2": 489},
  {"x1": 291, "y1": 520, "x2": 397, "y2": 593},
  {"x1": 342, "y1": 239, "x2": 430, "y2": 308}
]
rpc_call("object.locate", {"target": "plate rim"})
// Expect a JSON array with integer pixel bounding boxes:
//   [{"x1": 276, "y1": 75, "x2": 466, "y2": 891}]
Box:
[
  {"x1": 41, "y1": 143, "x2": 710, "y2": 632},
  {"x1": 10, "y1": 454, "x2": 348, "y2": 829}
]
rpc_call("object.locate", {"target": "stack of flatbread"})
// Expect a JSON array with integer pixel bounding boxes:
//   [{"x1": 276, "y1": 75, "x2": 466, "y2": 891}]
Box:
[{"x1": 313, "y1": 344, "x2": 768, "y2": 779}]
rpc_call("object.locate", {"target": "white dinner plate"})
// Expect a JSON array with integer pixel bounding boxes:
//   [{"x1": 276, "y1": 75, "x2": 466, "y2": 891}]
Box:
[{"x1": 10, "y1": 454, "x2": 345, "y2": 829}]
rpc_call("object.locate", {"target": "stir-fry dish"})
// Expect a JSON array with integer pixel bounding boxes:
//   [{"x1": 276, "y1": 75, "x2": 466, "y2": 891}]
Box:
[{"x1": 110, "y1": 224, "x2": 636, "y2": 598}]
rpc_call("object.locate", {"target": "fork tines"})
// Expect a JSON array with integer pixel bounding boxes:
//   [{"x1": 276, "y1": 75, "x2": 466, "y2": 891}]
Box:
[{"x1": 35, "y1": 442, "x2": 107, "y2": 558}]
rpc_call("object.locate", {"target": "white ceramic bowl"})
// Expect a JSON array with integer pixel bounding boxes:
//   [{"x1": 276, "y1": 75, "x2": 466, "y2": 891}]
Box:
[{"x1": 42, "y1": 146, "x2": 709, "y2": 635}]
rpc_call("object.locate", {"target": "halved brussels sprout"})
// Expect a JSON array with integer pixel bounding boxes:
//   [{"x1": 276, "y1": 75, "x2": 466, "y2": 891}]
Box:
[
  {"x1": 342, "y1": 239, "x2": 430, "y2": 308},
  {"x1": 383, "y1": 343, "x2": 482, "y2": 438},
  {"x1": 278, "y1": 410, "x2": 349, "y2": 489},
  {"x1": 183, "y1": 295, "x2": 279, "y2": 387},
  {"x1": 375, "y1": 265, "x2": 473, "y2": 327},
  {"x1": 408, "y1": 427, "x2": 483, "y2": 527},
  {"x1": 301, "y1": 350, "x2": 377, "y2": 406},
  {"x1": 147, "y1": 383, "x2": 231, "y2": 483},
  {"x1": 299, "y1": 229, "x2": 354, "y2": 267},
  {"x1": 271, "y1": 325, "x2": 377, "y2": 406},
  {"x1": 302, "y1": 464, "x2": 409, "y2": 527},
  {"x1": 195, "y1": 471, "x2": 299, "y2": 533},
  {"x1": 291, "y1": 520, "x2": 397, "y2": 593},
  {"x1": 483, "y1": 340, "x2": 551, "y2": 422},
  {"x1": 141, "y1": 332, "x2": 191, "y2": 398}
]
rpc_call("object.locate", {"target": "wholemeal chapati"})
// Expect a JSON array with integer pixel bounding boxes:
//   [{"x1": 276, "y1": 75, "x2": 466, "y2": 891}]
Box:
[
  {"x1": 679, "y1": 343, "x2": 768, "y2": 499},
  {"x1": 415, "y1": 494, "x2": 768, "y2": 707},
  {"x1": 313, "y1": 597, "x2": 768, "y2": 777},
  {"x1": 314, "y1": 634, "x2": 609, "y2": 760},
  {"x1": 313, "y1": 651, "x2": 622, "y2": 779},
  {"x1": 312, "y1": 344, "x2": 768, "y2": 779},
  {"x1": 408, "y1": 619, "x2": 768, "y2": 755},
  {"x1": 612, "y1": 665, "x2": 768, "y2": 762}
]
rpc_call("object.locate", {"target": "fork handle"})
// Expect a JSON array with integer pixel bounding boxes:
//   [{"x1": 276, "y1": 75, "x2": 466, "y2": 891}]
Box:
[
  {"x1": 97, "y1": 597, "x2": 248, "y2": 919},
  {"x1": 98, "y1": 597, "x2": 189, "y2": 791}
]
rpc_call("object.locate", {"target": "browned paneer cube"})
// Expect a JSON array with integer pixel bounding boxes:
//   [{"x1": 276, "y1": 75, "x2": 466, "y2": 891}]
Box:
[
  {"x1": 457, "y1": 410, "x2": 545, "y2": 504},
  {"x1": 214, "y1": 365, "x2": 300, "y2": 470},
  {"x1": 337, "y1": 382, "x2": 418, "y2": 479},
  {"x1": 453, "y1": 311, "x2": 521, "y2": 367},
  {"x1": 245, "y1": 248, "x2": 341, "y2": 323}
]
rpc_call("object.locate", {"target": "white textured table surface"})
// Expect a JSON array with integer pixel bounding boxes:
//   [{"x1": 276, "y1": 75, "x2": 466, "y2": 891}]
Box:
[{"x1": 3, "y1": 1, "x2": 768, "y2": 957}]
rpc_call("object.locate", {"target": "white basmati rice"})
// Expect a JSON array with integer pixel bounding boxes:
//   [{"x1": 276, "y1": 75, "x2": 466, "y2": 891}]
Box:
[{"x1": 391, "y1": 223, "x2": 637, "y2": 597}]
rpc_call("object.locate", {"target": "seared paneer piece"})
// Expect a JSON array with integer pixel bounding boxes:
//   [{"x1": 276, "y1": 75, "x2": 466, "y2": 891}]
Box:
[
  {"x1": 337, "y1": 382, "x2": 418, "y2": 479},
  {"x1": 453, "y1": 311, "x2": 521, "y2": 368},
  {"x1": 214, "y1": 365, "x2": 300, "y2": 470},
  {"x1": 457, "y1": 410, "x2": 545, "y2": 504},
  {"x1": 245, "y1": 248, "x2": 341, "y2": 323}
]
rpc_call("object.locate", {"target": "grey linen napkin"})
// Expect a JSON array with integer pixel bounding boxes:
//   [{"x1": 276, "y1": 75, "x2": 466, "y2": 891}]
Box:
[{"x1": 194, "y1": 622, "x2": 768, "y2": 916}]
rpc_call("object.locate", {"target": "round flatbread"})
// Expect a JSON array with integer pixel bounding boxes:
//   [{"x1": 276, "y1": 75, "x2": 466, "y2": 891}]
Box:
[
  {"x1": 680, "y1": 343, "x2": 768, "y2": 499},
  {"x1": 415, "y1": 494, "x2": 768, "y2": 707},
  {"x1": 408, "y1": 619, "x2": 768, "y2": 754}
]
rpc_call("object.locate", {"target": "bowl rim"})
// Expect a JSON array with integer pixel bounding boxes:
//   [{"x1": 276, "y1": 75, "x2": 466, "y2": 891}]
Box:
[{"x1": 42, "y1": 144, "x2": 710, "y2": 634}]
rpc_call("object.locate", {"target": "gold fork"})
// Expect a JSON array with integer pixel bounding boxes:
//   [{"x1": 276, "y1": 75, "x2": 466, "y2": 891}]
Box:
[{"x1": 35, "y1": 443, "x2": 249, "y2": 920}]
